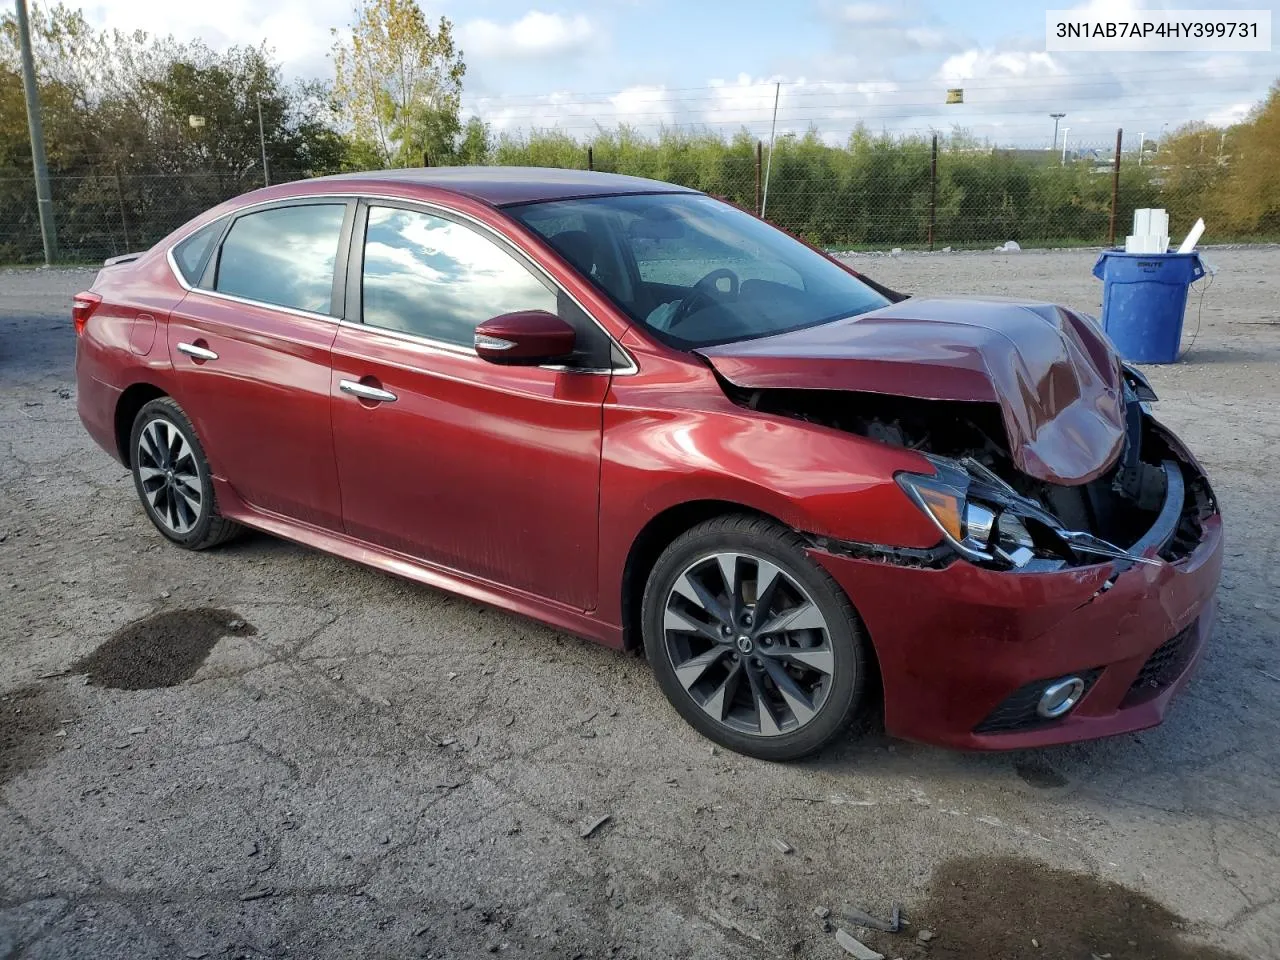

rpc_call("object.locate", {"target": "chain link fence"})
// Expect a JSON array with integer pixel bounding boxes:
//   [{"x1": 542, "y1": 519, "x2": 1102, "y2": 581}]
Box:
[{"x1": 0, "y1": 139, "x2": 1193, "y2": 264}]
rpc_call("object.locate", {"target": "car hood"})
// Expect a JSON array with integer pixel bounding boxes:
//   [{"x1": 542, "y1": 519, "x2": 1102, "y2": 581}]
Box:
[{"x1": 695, "y1": 297, "x2": 1126, "y2": 485}]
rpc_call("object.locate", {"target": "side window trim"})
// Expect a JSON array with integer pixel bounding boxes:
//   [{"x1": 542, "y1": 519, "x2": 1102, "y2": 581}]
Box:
[{"x1": 204, "y1": 198, "x2": 355, "y2": 318}]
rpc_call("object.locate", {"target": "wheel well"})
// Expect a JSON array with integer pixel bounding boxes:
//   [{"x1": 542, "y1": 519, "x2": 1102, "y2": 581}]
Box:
[
  {"x1": 620, "y1": 500, "x2": 780, "y2": 653},
  {"x1": 114, "y1": 383, "x2": 167, "y2": 466}
]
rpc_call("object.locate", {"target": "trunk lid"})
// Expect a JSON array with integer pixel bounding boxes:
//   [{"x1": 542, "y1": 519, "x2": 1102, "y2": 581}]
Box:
[{"x1": 696, "y1": 297, "x2": 1126, "y2": 484}]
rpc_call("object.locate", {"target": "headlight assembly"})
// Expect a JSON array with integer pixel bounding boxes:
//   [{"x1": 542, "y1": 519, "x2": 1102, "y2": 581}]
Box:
[
  {"x1": 895, "y1": 458, "x2": 1033, "y2": 566},
  {"x1": 896, "y1": 454, "x2": 1161, "y2": 570}
]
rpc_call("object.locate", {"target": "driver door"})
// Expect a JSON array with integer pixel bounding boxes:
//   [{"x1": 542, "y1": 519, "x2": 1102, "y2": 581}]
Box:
[{"x1": 330, "y1": 201, "x2": 614, "y2": 610}]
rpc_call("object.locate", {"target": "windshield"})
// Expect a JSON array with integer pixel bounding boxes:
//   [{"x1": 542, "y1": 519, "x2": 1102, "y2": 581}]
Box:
[{"x1": 509, "y1": 192, "x2": 889, "y2": 349}]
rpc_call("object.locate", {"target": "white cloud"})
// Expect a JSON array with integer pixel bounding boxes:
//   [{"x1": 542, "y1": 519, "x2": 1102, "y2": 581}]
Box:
[
  {"x1": 79, "y1": 0, "x2": 344, "y2": 77},
  {"x1": 1206, "y1": 101, "x2": 1255, "y2": 127},
  {"x1": 460, "y1": 11, "x2": 597, "y2": 60},
  {"x1": 936, "y1": 50, "x2": 1063, "y2": 83},
  {"x1": 839, "y1": 3, "x2": 898, "y2": 25}
]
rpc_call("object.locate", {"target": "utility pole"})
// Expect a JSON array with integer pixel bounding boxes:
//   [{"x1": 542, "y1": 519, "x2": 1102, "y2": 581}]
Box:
[
  {"x1": 1060, "y1": 127, "x2": 1070, "y2": 166},
  {"x1": 760, "y1": 81, "x2": 781, "y2": 219},
  {"x1": 256, "y1": 94, "x2": 270, "y2": 187},
  {"x1": 15, "y1": 0, "x2": 56, "y2": 263},
  {"x1": 1049, "y1": 112, "x2": 1065, "y2": 152},
  {"x1": 1108, "y1": 128, "x2": 1122, "y2": 247},
  {"x1": 1138, "y1": 131, "x2": 1146, "y2": 166}
]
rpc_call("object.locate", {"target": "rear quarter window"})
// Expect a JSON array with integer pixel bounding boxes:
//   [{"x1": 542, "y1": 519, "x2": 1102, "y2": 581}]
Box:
[{"x1": 171, "y1": 220, "x2": 223, "y2": 285}]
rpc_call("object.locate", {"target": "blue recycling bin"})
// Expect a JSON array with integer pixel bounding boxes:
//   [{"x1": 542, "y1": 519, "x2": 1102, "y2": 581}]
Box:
[{"x1": 1092, "y1": 250, "x2": 1205, "y2": 364}]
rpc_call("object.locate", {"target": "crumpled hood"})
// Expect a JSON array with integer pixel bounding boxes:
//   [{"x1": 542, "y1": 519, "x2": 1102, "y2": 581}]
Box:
[{"x1": 696, "y1": 297, "x2": 1126, "y2": 484}]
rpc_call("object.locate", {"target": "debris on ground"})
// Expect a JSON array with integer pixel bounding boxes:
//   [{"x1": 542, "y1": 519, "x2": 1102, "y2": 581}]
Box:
[
  {"x1": 917, "y1": 929, "x2": 935, "y2": 942},
  {"x1": 772, "y1": 838, "x2": 794, "y2": 854},
  {"x1": 843, "y1": 904, "x2": 902, "y2": 933},
  {"x1": 834, "y1": 928, "x2": 884, "y2": 960},
  {"x1": 239, "y1": 887, "x2": 275, "y2": 901},
  {"x1": 580, "y1": 814, "x2": 611, "y2": 839},
  {"x1": 704, "y1": 908, "x2": 764, "y2": 942},
  {"x1": 813, "y1": 906, "x2": 831, "y2": 919}
]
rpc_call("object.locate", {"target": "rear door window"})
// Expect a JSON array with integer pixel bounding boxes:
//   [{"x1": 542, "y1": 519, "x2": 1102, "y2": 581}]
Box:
[{"x1": 215, "y1": 204, "x2": 346, "y2": 314}]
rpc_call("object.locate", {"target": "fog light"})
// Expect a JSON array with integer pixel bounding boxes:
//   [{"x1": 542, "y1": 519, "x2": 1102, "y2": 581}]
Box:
[{"x1": 1036, "y1": 676, "x2": 1086, "y2": 719}]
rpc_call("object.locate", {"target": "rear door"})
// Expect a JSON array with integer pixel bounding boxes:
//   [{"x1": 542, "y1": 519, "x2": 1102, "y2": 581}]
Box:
[
  {"x1": 166, "y1": 200, "x2": 353, "y2": 529},
  {"x1": 330, "y1": 200, "x2": 614, "y2": 609}
]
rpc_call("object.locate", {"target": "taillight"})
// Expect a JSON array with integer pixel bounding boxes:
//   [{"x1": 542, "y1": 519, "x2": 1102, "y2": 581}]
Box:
[{"x1": 72, "y1": 292, "x2": 102, "y2": 337}]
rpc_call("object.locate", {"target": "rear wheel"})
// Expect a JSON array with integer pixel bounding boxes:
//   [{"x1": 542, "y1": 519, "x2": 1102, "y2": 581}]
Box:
[
  {"x1": 641, "y1": 514, "x2": 867, "y2": 760},
  {"x1": 129, "y1": 397, "x2": 240, "y2": 550}
]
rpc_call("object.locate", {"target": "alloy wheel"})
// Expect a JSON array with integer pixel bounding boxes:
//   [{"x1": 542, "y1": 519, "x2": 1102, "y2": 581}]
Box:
[
  {"x1": 662, "y1": 551, "x2": 835, "y2": 737},
  {"x1": 136, "y1": 418, "x2": 203, "y2": 535}
]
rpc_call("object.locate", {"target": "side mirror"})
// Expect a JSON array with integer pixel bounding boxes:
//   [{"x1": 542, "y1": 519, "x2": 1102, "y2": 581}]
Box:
[{"x1": 474, "y1": 310, "x2": 576, "y2": 365}]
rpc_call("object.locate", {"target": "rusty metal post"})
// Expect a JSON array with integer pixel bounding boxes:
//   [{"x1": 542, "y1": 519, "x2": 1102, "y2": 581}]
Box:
[
  {"x1": 755, "y1": 140, "x2": 763, "y2": 215},
  {"x1": 1109, "y1": 128, "x2": 1123, "y2": 247},
  {"x1": 587, "y1": 146, "x2": 593, "y2": 171},
  {"x1": 928, "y1": 133, "x2": 938, "y2": 251}
]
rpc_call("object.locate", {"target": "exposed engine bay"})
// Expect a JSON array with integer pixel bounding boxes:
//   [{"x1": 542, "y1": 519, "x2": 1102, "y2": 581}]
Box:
[{"x1": 725, "y1": 367, "x2": 1217, "y2": 571}]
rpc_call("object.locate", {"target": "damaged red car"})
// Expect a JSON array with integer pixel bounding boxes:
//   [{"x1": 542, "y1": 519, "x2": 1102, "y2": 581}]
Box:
[{"x1": 75, "y1": 169, "x2": 1223, "y2": 760}]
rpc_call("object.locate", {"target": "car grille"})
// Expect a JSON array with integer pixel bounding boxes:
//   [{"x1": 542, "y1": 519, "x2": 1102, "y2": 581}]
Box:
[
  {"x1": 1124, "y1": 622, "x2": 1198, "y2": 705},
  {"x1": 973, "y1": 669, "x2": 1101, "y2": 734}
]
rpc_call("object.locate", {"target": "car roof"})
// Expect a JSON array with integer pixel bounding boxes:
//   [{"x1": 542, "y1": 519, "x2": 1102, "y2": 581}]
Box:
[{"x1": 311, "y1": 166, "x2": 699, "y2": 207}]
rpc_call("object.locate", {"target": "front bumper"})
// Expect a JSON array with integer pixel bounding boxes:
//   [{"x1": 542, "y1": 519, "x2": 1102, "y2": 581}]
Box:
[{"x1": 812, "y1": 477, "x2": 1223, "y2": 751}]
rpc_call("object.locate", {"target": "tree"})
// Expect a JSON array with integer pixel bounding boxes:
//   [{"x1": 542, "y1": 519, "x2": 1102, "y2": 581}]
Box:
[
  {"x1": 456, "y1": 116, "x2": 491, "y2": 164},
  {"x1": 331, "y1": 0, "x2": 465, "y2": 167}
]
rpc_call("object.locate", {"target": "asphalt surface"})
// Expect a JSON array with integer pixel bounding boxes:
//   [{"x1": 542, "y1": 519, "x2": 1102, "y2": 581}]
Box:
[{"x1": 2, "y1": 248, "x2": 1278, "y2": 960}]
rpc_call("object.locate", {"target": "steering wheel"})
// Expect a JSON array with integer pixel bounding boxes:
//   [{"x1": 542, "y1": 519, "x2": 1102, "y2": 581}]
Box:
[{"x1": 668, "y1": 268, "x2": 740, "y2": 329}]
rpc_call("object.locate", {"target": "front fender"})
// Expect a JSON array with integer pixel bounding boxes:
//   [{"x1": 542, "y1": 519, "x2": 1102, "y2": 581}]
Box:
[{"x1": 595, "y1": 390, "x2": 941, "y2": 627}]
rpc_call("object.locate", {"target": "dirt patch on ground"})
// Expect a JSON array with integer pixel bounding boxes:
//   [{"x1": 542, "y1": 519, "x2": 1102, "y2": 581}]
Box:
[
  {"x1": 906, "y1": 855, "x2": 1247, "y2": 960},
  {"x1": 1014, "y1": 758, "x2": 1068, "y2": 789},
  {"x1": 72, "y1": 608, "x2": 255, "y2": 690},
  {"x1": 0, "y1": 684, "x2": 70, "y2": 786}
]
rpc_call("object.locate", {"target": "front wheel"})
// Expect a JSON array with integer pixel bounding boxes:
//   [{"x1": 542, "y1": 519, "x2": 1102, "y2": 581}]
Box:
[{"x1": 641, "y1": 514, "x2": 868, "y2": 761}]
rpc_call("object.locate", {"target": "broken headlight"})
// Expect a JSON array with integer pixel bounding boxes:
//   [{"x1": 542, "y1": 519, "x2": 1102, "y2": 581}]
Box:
[
  {"x1": 895, "y1": 454, "x2": 1160, "y2": 570},
  {"x1": 895, "y1": 457, "x2": 1039, "y2": 568}
]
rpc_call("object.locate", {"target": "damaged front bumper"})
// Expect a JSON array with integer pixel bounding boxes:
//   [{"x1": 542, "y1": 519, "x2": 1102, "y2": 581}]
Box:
[{"x1": 808, "y1": 431, "x2": 1224, "y2": 750}]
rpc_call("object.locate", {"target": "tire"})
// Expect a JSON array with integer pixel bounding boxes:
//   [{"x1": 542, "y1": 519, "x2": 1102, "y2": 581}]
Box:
[
  {"x1": 641, "y1": 514, "x2": 868, "y2": 761},
  {"x1": 128, "y1": 397, "x2": 241, "y2": 550}
]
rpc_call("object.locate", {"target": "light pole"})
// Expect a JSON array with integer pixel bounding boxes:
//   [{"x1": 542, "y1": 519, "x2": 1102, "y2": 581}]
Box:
[
  {"x1": 1049, "y1": 112, "x2": 1066, "y2": 151},
  {"x1": 256, "y1": 94, "x2": 270, "y2": 187},
  {"x1": 15, "y1": 0, "x2": 56, "y2": 263}
]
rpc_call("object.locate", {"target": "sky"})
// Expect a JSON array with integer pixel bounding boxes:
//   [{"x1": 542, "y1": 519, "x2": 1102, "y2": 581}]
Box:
[{"x1": 77, "y1": 0, "x2": 1280, "y2": 148}]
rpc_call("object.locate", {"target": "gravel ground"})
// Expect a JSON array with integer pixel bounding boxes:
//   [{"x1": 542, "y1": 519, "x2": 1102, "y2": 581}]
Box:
[{"x1": 1, "y1": 247, "x2": 1278, "y2": 960}]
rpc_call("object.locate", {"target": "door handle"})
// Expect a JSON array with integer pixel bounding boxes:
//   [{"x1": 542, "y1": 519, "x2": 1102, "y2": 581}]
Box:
[
  {"x1": 177, "y1": 342, "x2": 218, "y2": 361},
  {"x1": 339, "y1": 379, "x2": 397, "y2": 403}
]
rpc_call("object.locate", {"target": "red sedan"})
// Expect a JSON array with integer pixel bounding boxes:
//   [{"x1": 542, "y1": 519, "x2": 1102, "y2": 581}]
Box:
[{"x1": 74, "y1": 168, "x2": 1222, "y2": 760}]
